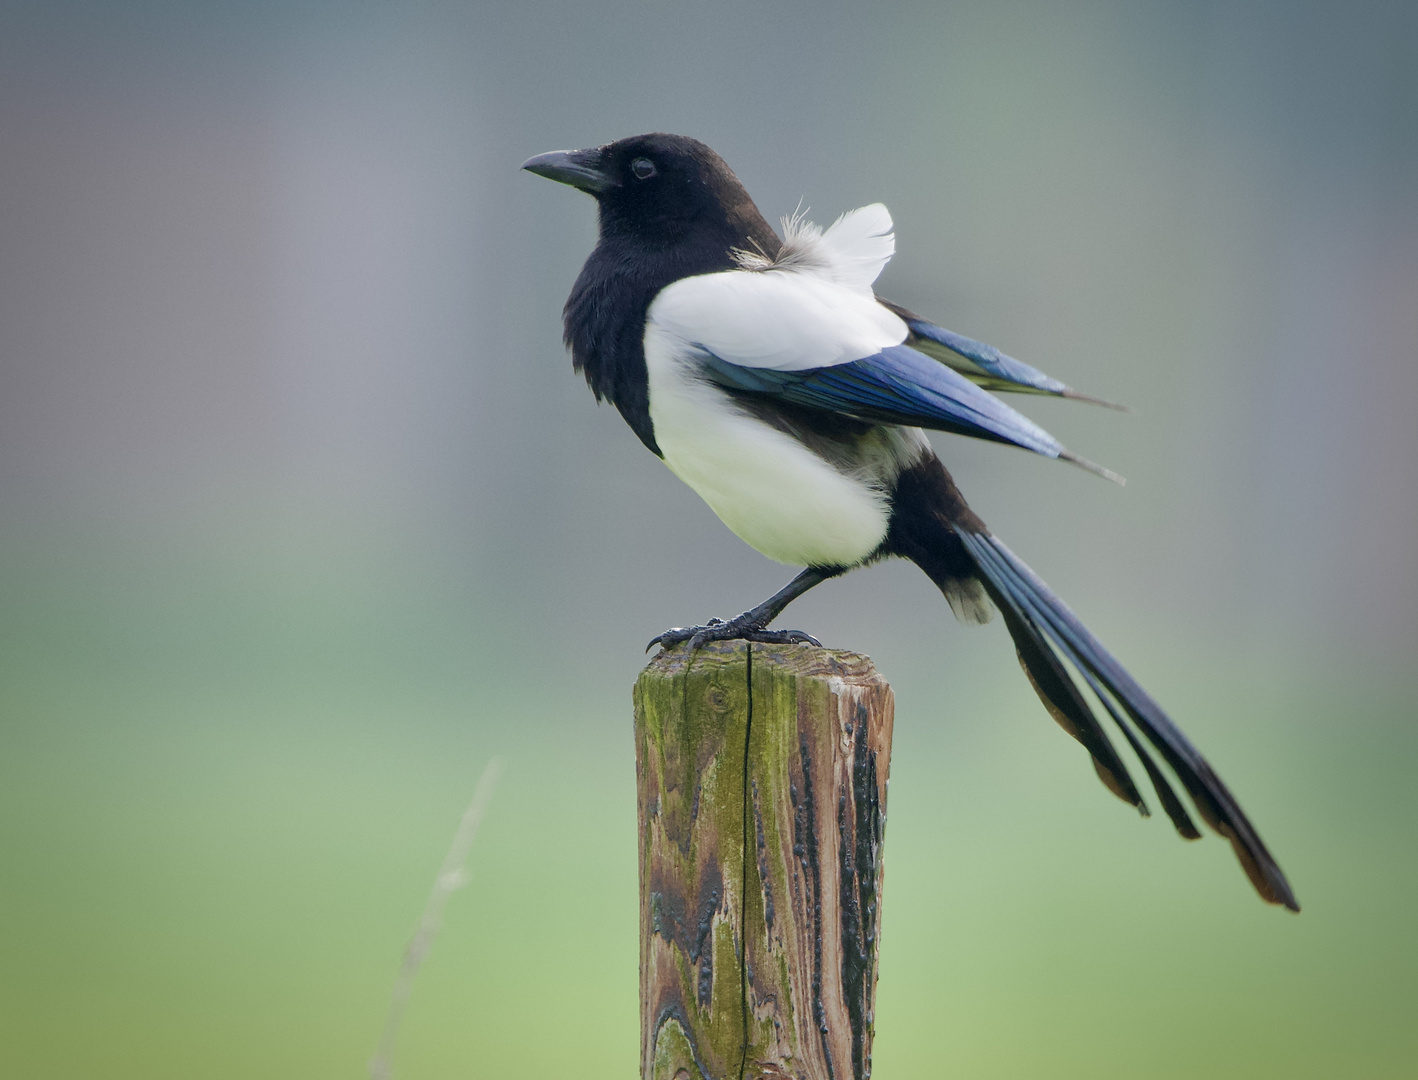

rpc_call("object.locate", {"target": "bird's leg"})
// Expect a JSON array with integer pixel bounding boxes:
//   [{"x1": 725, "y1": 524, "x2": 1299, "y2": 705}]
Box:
[{"x1": 648, "y1": 566, "x2": 841, "y2": 651}]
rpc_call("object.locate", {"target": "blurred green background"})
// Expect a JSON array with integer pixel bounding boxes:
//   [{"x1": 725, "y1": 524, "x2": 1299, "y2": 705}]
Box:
[{"x1": 2, "y1": 1, "x2": 1416, "y2": 1077}]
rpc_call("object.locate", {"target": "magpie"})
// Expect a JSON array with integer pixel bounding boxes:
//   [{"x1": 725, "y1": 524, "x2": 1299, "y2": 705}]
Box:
[{"x1": 524, "y1": 133, "x2": 1298, "y2": 911}]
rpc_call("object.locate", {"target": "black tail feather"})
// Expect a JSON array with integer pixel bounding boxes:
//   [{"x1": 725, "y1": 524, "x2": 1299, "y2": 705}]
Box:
[
  {"x1": 997, "y1": 605, "x2": 1147, "y2": 812},
  {"x1": 1072, "y1": 661, "x2": 1202, "y2": 840},
  {"x1": 955, "y1": 529, "x2": 1298, "y2": 911},
  {"x1": 988, "y1": 544, "x2": 1200, "y2": 840}
]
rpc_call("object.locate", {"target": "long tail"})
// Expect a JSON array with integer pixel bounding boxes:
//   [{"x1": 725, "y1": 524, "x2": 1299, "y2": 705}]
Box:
[{"x1": 885, "y1": 457, "x2": 1299, "y2": 910}]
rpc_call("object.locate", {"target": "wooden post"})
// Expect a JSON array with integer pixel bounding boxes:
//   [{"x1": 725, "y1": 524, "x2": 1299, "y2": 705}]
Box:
[{"x1": 634, "y1": 640, "x2": 894, "y2": 1080}]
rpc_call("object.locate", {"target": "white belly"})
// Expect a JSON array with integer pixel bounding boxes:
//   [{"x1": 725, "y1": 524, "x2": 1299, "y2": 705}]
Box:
[{"x1": 644, "y1": 332, "x2": 890, "y2": 567}]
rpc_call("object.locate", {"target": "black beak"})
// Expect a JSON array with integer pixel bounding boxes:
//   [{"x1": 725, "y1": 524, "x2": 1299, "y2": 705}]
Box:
[{"x1": 521, "y1": 148, "x2": 616, "y2": 195}]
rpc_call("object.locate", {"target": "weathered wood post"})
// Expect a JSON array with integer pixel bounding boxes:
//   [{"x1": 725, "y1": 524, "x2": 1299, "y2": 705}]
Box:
[{"x1": 634, "y1": 640, "x2": 894, "y2": 1080}]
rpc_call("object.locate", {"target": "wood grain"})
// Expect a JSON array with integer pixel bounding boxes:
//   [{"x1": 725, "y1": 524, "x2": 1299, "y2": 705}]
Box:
[{"x1": 635, "y1": 641, "x2": 894, "y2": 1080}]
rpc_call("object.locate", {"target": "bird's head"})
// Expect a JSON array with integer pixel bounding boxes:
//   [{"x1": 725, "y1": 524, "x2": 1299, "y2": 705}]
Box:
[{"x1": 523, "y1": 133, "x2": 777, "y2": 253}]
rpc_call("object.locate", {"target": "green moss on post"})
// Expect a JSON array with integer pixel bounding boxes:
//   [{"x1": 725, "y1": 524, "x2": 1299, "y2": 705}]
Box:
[{"x1": 634, "y1": 642, "x2": 894, "y2": 1080}]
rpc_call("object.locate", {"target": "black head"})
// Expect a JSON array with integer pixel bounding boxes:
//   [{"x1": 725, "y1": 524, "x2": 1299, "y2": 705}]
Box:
[
  {"x1": 522, "y1": 135, "x2": 780, "y2": 458},
  {"x1": 523, "y1": 133, "x2": 778, "y2": 253}
]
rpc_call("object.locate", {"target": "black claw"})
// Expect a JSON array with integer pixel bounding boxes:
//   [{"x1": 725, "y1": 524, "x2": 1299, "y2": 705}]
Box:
[
  {"x1": 647, "y1": 614, "x2": 822, "y2": 652},
  {"x1": 646, "y1": 627, "x2": 691, "y2": 652}
]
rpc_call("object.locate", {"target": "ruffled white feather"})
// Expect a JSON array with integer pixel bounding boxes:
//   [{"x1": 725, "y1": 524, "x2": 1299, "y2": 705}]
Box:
[
  {"x1": 734, "y1": 203, "x2": 896, "y2": 292},
  {"x1": 810, "y1": 203, "x2": 896, "y2": 290}
]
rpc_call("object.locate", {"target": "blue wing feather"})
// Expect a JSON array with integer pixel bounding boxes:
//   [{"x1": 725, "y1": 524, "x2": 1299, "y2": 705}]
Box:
[
  {"x1": 698, "y1": 343, "x2": 1066, "y2": 459},
  {"x1": 879, "y1": 300, "x2": 1127, "y2": 409},
  {"x1": 906, "y1": 319, "x2": 1070, "y2": 394}
]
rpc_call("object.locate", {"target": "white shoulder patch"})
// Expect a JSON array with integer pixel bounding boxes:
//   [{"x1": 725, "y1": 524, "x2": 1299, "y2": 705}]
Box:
[
  {"x1": 734, "y1": 203, "x2": 896, "y2": 292},
  {"x1": 647, "y1": 268, "x2": 907, "y2": 372}
]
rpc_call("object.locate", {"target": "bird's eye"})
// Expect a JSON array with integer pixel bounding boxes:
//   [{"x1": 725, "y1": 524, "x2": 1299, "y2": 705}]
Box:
[{"x1": 631, "y1": 157, "x2": 657, "y2": 180}]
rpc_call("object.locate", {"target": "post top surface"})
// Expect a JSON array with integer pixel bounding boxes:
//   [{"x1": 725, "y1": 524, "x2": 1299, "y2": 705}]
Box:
[{"x1": 642, "y1": 641, "x2": 885, "y2": 685}]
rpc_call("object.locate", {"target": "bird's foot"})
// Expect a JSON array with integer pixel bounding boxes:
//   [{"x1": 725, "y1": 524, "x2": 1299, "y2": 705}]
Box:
[{"x1": 647, "y1": 613, "x2": 821, "y2": 653}]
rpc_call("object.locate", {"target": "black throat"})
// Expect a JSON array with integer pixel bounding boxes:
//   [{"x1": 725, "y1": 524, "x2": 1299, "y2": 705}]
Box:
[{"x1": 562, "y1": 196, "x2": 780, "y2": 456}]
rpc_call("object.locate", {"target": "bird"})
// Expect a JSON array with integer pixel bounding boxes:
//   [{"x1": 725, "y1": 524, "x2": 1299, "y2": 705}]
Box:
[{"x1": 523, "y1": 132, "x2": 1298, "y2": 911}]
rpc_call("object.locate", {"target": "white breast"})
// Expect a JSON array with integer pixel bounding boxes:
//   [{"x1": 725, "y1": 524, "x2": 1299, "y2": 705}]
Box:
[{"x1": 643, "y1": 325, "x2": 895, "y2": 567}]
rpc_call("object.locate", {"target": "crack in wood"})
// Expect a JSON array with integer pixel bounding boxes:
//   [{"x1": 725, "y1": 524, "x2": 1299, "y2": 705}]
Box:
[{"x1": 636, "y1": 643, "x2": 893, "y2": 1080}]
